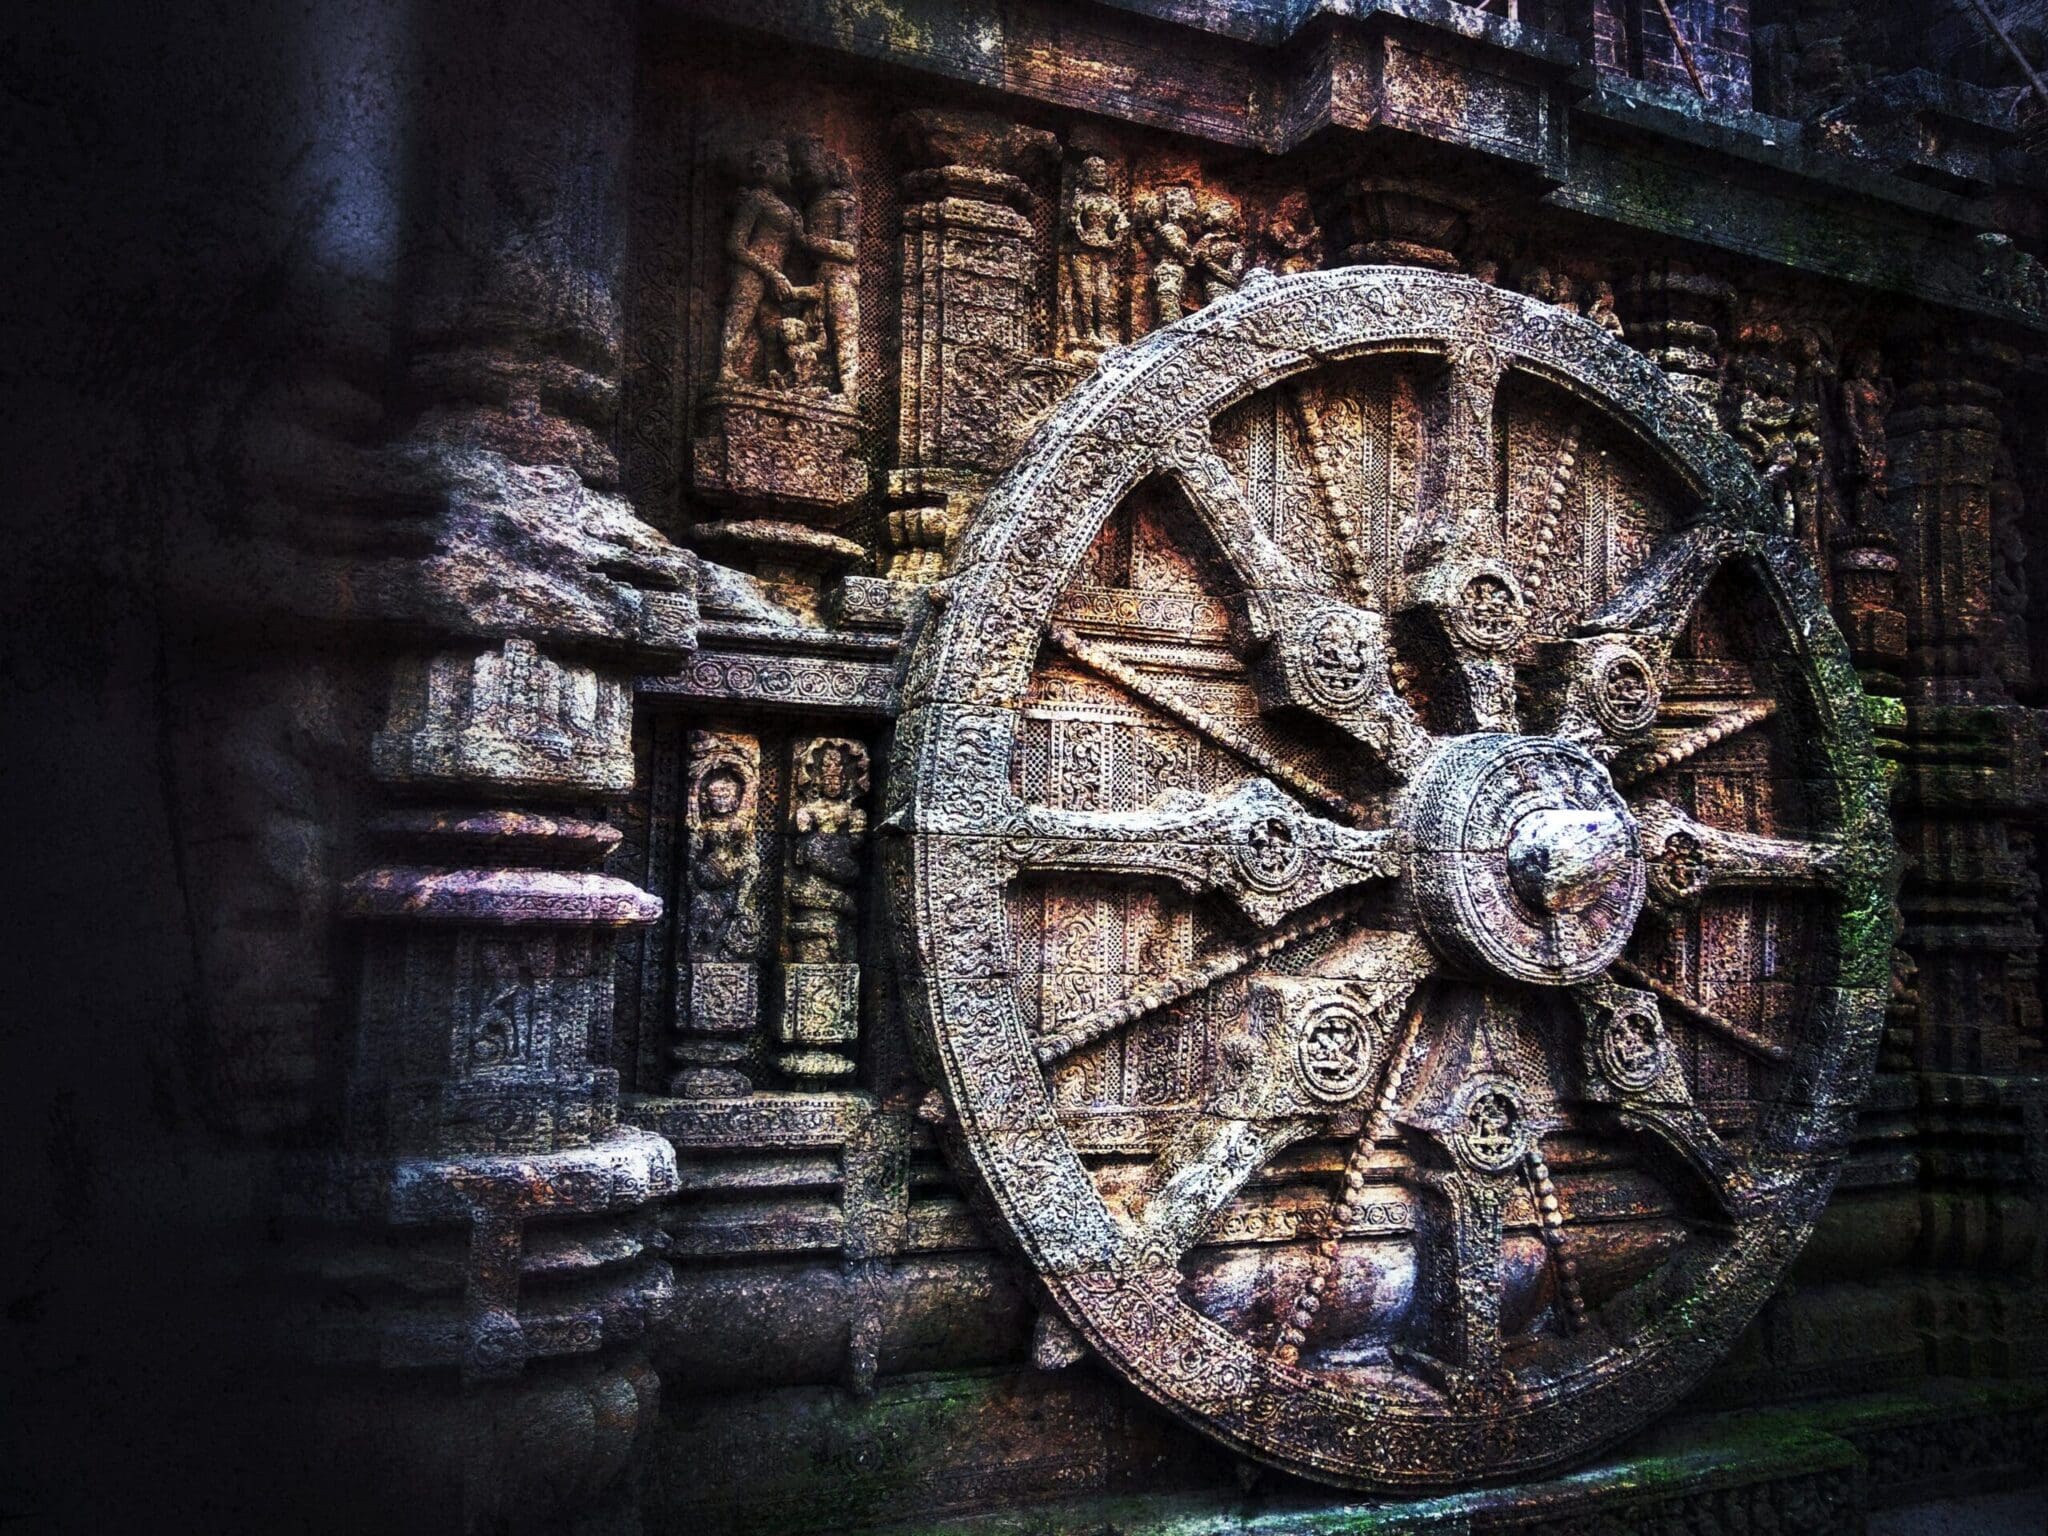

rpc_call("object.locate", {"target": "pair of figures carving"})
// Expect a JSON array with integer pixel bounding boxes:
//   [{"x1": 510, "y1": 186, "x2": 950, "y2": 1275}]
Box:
[
  {"x1": 1499, "y1": 264, "x2": 1625, "y2": 339},
  {"x1": 717, "y1": 136, "x2": 860, "y2": 399},
  {"x1": 1136, "y1": 184, "x2": 1248, "y2": 328},
  {"x1": 688, "y1": 739, "x2": 869, "y2": 965}
]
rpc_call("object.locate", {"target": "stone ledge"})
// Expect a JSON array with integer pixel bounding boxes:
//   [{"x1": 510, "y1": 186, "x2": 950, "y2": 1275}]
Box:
[{"x1": 648, "y1": 1375, "x2": 2046, "y2": 1536}]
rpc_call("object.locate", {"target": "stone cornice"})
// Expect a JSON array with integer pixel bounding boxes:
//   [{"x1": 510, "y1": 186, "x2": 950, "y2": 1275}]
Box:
[{"x1": 662, "y1": 0, "x2": 2047, "y2": 330}]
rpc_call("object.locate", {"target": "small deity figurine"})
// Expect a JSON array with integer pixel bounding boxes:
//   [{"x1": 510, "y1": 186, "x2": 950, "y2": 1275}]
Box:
[
  {"x1": 774, "y1": 311, "x2": 830, "y2": 393},
  {"x1": 717, "y1": 141, "x2": 803, "y2": 386},
  {"x1": 1586, "y1": 280, "x2": 1626, "y2": 340},
  {"x1": 689, "y1": 765, "x2": 762, "y2": 960},
  {"x1": 793, "y1": 136, "x2": 861, "y2": 398},
  {"x1": 1192, "y1": 197, "x2": 1248, "y2": 308},
  {"x1": 1061, "y1": 155, "x2": 1128, "y2": 349},
  {"x1": 1263, "y1": 191, "x2": 1322, "y2": 275},
  {"x1": 785, "y1": 739, "x2": 869, "y2": 964},
  {"x1": 1135, "y1": 184, "x2": 1198, "y2": 329}
]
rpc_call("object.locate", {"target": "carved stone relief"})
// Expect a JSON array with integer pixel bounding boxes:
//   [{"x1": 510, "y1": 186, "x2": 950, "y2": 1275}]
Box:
[
  {"x1": 694, "y1": 136, "x2": 866, "y2": 516},
  {"x1": 672, "y1": 729, "x2": 764, "y2": 1095},
  {"x1": 1263, "y1": 190, "x2": 1323, "y2": 275},
  {"x1": 778, "y1": 736, "x2": 870, "y2": 1080},
  {"x1": 1059, "y1": 154, "x2": 1129, "y2": 356},
  {"x1": 1134, "y1": 184, "x2": 1200, "y2": 330},
  {"x1": 891, "y1": 267, "x2": 1895, "y2": 1487}
]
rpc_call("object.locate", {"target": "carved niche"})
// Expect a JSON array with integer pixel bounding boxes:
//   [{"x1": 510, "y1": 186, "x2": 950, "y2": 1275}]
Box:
[{"x1": 889, "y1": 269, "x2": 1895, "y2": 1486}]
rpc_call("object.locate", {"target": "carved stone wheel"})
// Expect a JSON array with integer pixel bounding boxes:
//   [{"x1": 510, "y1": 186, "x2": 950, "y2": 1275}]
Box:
[{"x1": 886, "y1": 267, "x2": 1895, "y2": 1487}]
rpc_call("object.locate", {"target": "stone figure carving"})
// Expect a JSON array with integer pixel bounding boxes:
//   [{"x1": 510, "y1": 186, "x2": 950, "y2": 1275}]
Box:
[
  {"x1": 1521, "y1": 266, "x2": 1579, "y2": 315},
  {"x1": 778, "y1": 737, "x2": 870, "y2": 1079},
  {"x1": 1727, "y1": 313, "x2": 1828, "y2": 536},
  {"x1": 1264, "y1": 191, "x2": 1322, "y2": 275},
  {"x1": 1135, "y1": 184, "x2": 1198, "y2": 328},
  {"x1": 672, "y1": 730, "x2": 763, "y2": 1095},
  {"x1": 1586, "y1": 280, "x2": 1626, "y2": 339},
  {"x1": 690, "y1": 760, "x2": 759, "y2": 955},
  {"x1": 1060, "y1": 155, "x2": 1128, "y2": 351},
  {"x1": 717, "y1": 141, "x2": 804, "y2": 387},
  {"x1": 1192, "y1": 196, "x2": 1247, "y2": 307},
  {"x1": 712, "y1": 136, "x2": 860, "y2": 399},
  {"x1": 786, "y1": 737, "x2": 869, "y2": 962},
  {"x1": 794, "y1": 136, "x2": 861, "y2": 399},
  {"x1": 891, "y1": 269, "x2": 1891, "y2": 1489}
]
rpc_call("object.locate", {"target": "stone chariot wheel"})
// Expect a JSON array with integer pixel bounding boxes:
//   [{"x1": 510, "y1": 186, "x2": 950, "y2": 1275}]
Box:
[{"x1": 887, "y1": 267, "x2": 1895, "y2": 1487}]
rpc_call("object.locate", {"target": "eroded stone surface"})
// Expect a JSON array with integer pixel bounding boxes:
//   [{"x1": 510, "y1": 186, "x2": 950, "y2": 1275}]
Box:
[{"x1": 896, "y1": 268, "x2": 1896, "y2": 1486}]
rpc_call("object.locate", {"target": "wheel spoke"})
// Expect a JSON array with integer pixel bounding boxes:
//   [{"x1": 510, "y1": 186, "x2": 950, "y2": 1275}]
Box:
[
  {"x1": 1402, "y1": 557, "x2": 1527, "y2": 735},
  {"x1": 1613, "y1": 699, "x2": 1777, "y2": 787},
  {"x1": 1579, "y1": 522, "x2": 1746, "y2": 649},
  {"x1": 1131, "y1": 1112, "x2": 1319, "y2": 1264},
  {"x1": 1157, "y1": 427, "x2": 1434, "y2": 776},
  {"x1": 1251, "y1": 595, "x2": 1434, "y2": 778},
  {"x1": 1386, "y1": 988, "x2": 1541, "y2": 1394},
  {"x1": 1520, "y1": 1149, "x2": 1590, "y2": 1334},
  {"x1": 1399, "y1": 1159, "x2": 1515, "y2": 1390},
  {"x1": 1410, "y1": 346, "x2": 1505, "y2": 570},
  {"x1": 1574, "y1": 980, "x2": 1751, "y2": 1221},
  {"x1": 1635, "y1": 799, "x2": 1847, "y2": 908},
  {"x1": 1541, "y1": 634, "x2": 1666, "y2": 755},
  {"x1": 1391, "y1": 350, "x2": 1522, "y2": 735},
  {"x1": 1048, "y1": 625, "x2": 1368, "y2": 817},
  {"x1": 1266, "y1": 934, "x2": 1437, "y2": 1364},
  {"x1": 1003, "y1": 778, "x2": 1401, "y2": 926},
  {"x1": 1520, "y1": 417, "x2": 1583, "y2": 606},
  {"x1": 1160, "y1": 428, "x2": 1300, "y2": 613},
  {"x1": 1036, "y1": 896, "x2": 1367, "y2": 1065},
  {"x1": 1609, "y1": 957, "x2": 1790, "y2": 1065},
  {"x1": 1291, "y1": 382, "x2": 1377, "y2": 603}
]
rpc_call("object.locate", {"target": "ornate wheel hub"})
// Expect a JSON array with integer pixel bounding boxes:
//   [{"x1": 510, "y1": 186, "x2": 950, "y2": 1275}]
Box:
[
  {"x1": 1404, "y1": 733, "x2": 1644, "y2": 986},
  {"x1": 887, "y1": 268, "x2": 1894, "y2": 1487}
]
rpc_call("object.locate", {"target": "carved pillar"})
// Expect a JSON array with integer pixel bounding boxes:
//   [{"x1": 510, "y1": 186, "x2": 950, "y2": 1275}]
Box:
[
  {"x1": 1892, "y1": 337, "x2": 2009, "y2": 694},
  {"x1": 1887, "y1": 335, "x2": 2040, "y2": 1077},
  {"x1": 297, "y1": 2, "x2": 694, "y2": 1528},
  {"x1": 885, "y1": 109, "x2": 1056, "y2": 582}
]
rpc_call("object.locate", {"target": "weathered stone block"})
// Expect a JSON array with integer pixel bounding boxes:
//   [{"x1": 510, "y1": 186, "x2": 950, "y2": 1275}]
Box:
[{"x1": 692, "y1": 384, "x2": 867, "y2": 511}]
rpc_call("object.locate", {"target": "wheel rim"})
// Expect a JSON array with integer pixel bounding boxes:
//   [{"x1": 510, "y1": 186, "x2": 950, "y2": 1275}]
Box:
[{"x1": 887, "y1": 266, "x2": 1896, "y2": 1487}]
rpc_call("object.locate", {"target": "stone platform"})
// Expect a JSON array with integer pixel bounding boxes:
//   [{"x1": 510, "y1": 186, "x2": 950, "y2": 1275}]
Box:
[{"x1": 648, "y1": 1377, "x2": 2047, "y2": 1536}]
